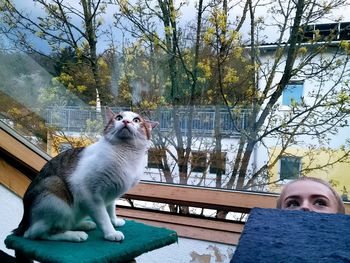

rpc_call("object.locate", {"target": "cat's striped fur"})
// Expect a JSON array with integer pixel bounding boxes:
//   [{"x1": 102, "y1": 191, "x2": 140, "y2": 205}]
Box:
[{"x1": 14, "y1": 109, "x2": 157, "y2": 242}]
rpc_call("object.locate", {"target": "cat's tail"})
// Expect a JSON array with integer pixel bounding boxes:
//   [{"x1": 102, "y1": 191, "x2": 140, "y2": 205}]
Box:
[
  {"x1": 12, "y1": 200, "x2": 31, "y2": 236},
  {"x1": 12, "y1": 212, "x2": 29, "y2": 236}
]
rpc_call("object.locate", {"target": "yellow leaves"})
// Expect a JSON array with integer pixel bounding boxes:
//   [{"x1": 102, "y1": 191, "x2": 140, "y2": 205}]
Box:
[
  {"x1": 298, "y1": 26, "x2": 304, "y2": 35},
  {"x1": 340, "y1": 40, "x2": 350, "y2": 54},
  {"x1": 97, "y1": 58, "x2": 107, "y2": 68},
  {"x1": 76, "y1": 47, "x2": 83, "y2": 59},
  {"x1": 88, "y1": 100, "x2": 96, "y2": 106},
  {"x1": 297, "y1": 47, "x2": 308, "y2": 56},
  {"x1": 198, "y1": 59, "x2": 212, "y2": 79},
  {"x1": 8, "y1": 107, "x2": 21, "y2": 116},
  {"x1": 35, "y1": 31, "x2": 45, "y2": 38},
  {"x1": 119, "y1": 0, "x2": 131, "y2": 15},
  {"x1": 335, "y1": 59, "x2": 343, "y2": 67},
  {"x1": 158, "y1": 96, "x2": 167, "y2": 106},
  {"x1": 142, "y1": 61, "x2": 149, "y2": 71},
  {"x1": 290, "y1": 98, "x2": 298, "y2": 108},
  {"x1": 322, "y1": 1, "x2": 332, "y2": 13},
  {"x1": 120, "y1": 88, "x2": 132, "y2": 101},
  {"x1": 96, "y1": 18, "x2": 104, "y2": 27},
  {"x1": 67, "y1": 83, "x2": 74, "y2": 91},
  {"x1": 0, "y1": 1, "x2": 13, "y2": 12},
  {"x1": 59, "y1": 72, "x2": 73, "y2": 83},
  {"x1": 152, "y1": 33, "x2": 161, "y2": 48},
  {"x1": 223, "y1": 94, "x2": 233, "y2": 107},
  {"x1": 208, "y1": 8, "x2": 226, "y2": 29},
  {"x1": 140, "y1": 100, "x2": 157, "y2": 110},
  {"x1": 203, "y1": 27, "x2": 215, "y2": 44},
  {"x1": 164, "y1": 26, "x2": 173, "y2": 36},
  {"x1": 223, "y1": 68, "x2": 239, "y2": 84},
  {"x1": 48, "y1": 3, "x2": 58, "y2": 12},
  {"x1": 244, "y1": 64, "x2": 255, "y2": 73},
  {"x1": 228, "y1": 30, "x2": 240, "y2": 44},
  {"x1": 232, "y1": 45, "x2": 243, "y2": 59},
  {"x1": 204, "y1": 7, "x2": 240, "y2": 49},
  {"x1": 217, "y1": 14, "x2": 227, "y2": 32},
  {"x1": 314, "y1": 29, "x2": 321, "y2": 42},
  {"x1": 337, "y1": 91, "x2": 350, "y2": 104},
  {"x1": 170, "y1": 9, "x2": 180, "y2": 22},
  {"x1": 77, "y1": 85, "x2": 87, "y2": 93},
  {"x1": 197, "y1": 77, "x2": 206, "y2": 84}
]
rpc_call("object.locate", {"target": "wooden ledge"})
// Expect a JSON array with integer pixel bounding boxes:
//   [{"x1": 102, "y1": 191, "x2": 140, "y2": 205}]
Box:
[
  {"x1": 0, "y1": 125, "x2": 48, "y2": 173},
  {"x1": 118, "y1": 206, "x2": 244, "y2": 245},
  {"x1": 125, "y1": 182, "x2": 279, "y2": 213}
]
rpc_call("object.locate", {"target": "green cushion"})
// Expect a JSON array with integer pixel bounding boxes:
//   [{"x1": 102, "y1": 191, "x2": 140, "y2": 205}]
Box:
[{"x1": 5, "y1": 220, "x2": 178, "y2": 263}]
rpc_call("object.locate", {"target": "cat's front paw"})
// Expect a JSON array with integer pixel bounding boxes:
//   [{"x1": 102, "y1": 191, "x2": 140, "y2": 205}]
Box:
[
  {"x1": 71, "y1": 231, "x2": 89, "y2": 242},
  {"x1": 75, "y1": 221, "x2": 97, "y2": 231},
  {"x1": 104, "y1": 230, "x2": 124, "y2": 242},
  {"x1": 111, "y1": 218, "x2": 125, "y2": 228}
]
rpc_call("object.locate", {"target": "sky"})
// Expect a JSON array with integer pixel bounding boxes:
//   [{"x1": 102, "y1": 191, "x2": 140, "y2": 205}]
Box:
[{"x1": 8, "y1": 0, "x2": 350, "y2": 54}]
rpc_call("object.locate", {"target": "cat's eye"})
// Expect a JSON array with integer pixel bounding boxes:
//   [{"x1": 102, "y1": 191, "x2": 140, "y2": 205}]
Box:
[
  {"x1": 115, "y1": 115, "x2": 123, "y2": 121},
  {"x1": 133, "y1": 117, "x2": 141, "y2": 123}
]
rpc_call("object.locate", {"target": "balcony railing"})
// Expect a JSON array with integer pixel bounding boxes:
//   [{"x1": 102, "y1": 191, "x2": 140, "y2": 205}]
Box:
[{"x1": 43, "y1": 106, "x2": 250, "y2": 137}]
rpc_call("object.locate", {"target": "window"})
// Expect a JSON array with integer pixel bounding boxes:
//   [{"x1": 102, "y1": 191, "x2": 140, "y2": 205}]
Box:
[
  {"x1": 282, "y1": 81, "x2": 304, "y2": 106},
  {"x1": 340, "y1": 22, "x2": 350, "y2": 40},
  {"x1": 191, "y1": 151, "x2": 207, "y2": 173},
  {"x1": 148, "y1": 148, "x2": 164, "y2": 169},
  {"x1": 209, "y1": 152, "x2": 226, "y2": 174},
  {"x1": 279, "y1": 156, "x2": 301, "y2": 180},
  {"x1": 315, "y1": 23, "x2": 339, "y2": 41},
  {"x1": 302, "y1": 22, "x2": 350, "y2": 41}
]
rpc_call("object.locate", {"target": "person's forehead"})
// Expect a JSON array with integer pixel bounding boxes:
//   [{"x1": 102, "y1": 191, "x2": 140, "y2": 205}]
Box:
[{"x1": 284, "y1": 180, "x2": 335, "y2": 198}]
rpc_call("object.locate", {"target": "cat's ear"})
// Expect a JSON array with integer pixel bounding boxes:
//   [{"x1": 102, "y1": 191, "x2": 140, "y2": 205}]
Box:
[
  {"x1": 142, "y1": 120, "x2": 158, "y2": 140},
  {"x1": 105, "y1": 107, "x2": 115, "y2": 121},
  {"x1": 146, "y1": 120, "x2": 159, "y2": 129}
]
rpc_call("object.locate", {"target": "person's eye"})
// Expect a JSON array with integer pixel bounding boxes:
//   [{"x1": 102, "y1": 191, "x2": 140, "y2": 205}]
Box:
[
  {"x1": 115, "y1": 115, "x2": 123, "y2": 121},
  {"x1": 286, "y1": 200, "x2": 300, "y2": 208},
  {"x1": 133, "y1": 117, "x2": 141, "y2": 123},
  {"x1": 314, "y1": 199, "x2": 328, "y2": 207}
]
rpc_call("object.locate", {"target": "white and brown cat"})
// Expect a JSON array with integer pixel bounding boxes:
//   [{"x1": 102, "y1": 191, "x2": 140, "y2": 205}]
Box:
[{"x1": 14, "y1": 108, "x2": 158, "y2": 242}]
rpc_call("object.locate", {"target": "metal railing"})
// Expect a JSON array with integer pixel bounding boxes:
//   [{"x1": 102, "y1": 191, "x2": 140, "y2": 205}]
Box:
[{"x1": 43, "y1": 106, "x2": 250, "y2": 137}]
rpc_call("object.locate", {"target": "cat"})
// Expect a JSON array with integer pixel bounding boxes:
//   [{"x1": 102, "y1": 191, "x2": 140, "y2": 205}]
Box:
[{"x1": 13, "y1": 108, "x2": 158, "y2": 242}]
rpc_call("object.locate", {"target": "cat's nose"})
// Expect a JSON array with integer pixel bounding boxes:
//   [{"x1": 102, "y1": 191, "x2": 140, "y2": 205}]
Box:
[{"x1": 123, "y1": 120, "x2": 131, "y2": 125}]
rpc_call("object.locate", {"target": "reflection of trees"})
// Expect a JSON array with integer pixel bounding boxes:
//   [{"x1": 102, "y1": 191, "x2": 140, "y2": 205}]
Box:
[{"x1": 0, "y1": 0, "x2": 111, "y2": 105}]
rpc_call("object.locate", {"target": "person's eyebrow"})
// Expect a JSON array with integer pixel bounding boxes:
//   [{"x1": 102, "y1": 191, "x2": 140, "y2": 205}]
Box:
[
  {"x1": 309, "y1": 194, "x2": 330, "y2": 200},
  {"x1": 284, "y1": 195, "x2": 301, "y2": 200},
  {"x1": 285, "y1": 194, "x2": 330, "y2": 201}
]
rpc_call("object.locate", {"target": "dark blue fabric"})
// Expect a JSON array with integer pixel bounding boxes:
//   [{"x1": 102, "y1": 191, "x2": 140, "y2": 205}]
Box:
[{"x1": 231, "y1": 208, "x2": 350, "y2": 263}]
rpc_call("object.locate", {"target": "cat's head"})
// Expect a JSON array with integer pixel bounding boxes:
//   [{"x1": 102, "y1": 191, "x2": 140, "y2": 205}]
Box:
[{"x1": 103, "y1": 108, "x2": 158, "y2": 144}]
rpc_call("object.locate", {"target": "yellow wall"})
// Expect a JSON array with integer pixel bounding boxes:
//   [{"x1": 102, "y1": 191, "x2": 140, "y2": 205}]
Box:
[{"x1": 269, "y1": 147, "x2": 350, "y2": 199}]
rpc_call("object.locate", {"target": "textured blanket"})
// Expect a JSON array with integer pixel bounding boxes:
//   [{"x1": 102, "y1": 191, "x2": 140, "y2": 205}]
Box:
[
  {"x1": 5, "y1": 220, "x2": 178, "y2": 263},
  {"x1": 231, "y1": 208, "x2": 350, "y2": 263}
]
